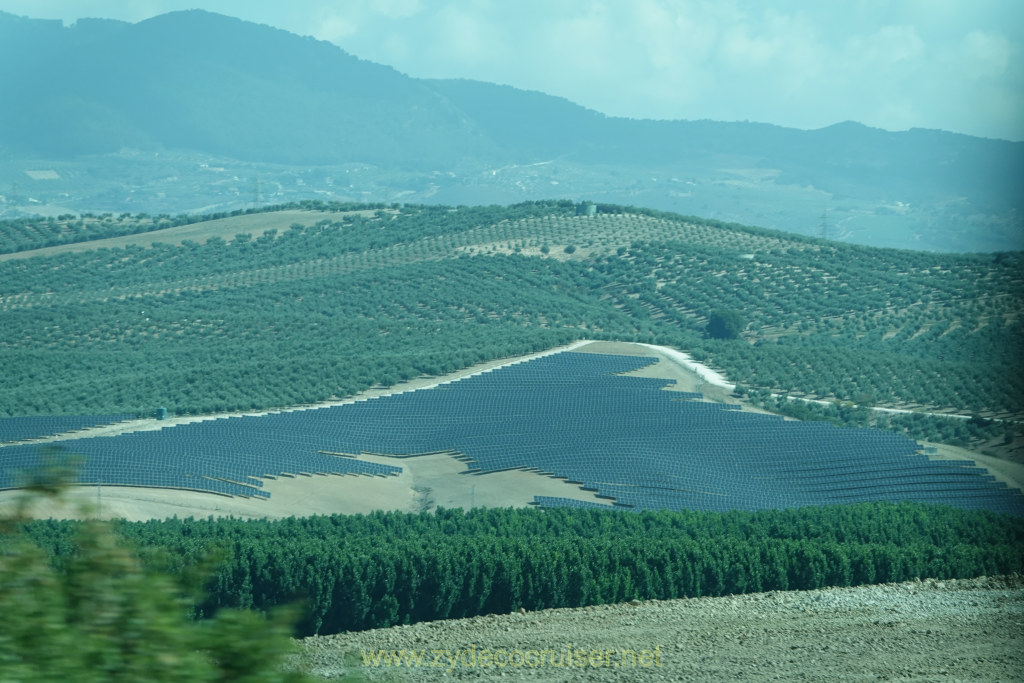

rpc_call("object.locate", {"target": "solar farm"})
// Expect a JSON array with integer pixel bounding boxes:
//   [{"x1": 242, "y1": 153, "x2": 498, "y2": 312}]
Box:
[
  {"x1": 0, "y1": 414, "x2": 136, "y2": 444},
  {"x1": 2, "y1": 350, "x2": 1022, "y2": 517}
]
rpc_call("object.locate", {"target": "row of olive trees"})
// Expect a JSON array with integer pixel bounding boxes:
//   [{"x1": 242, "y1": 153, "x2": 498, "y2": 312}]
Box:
[{"x1": 2, "y1": 202, "x2": 1018, "y2": 422}]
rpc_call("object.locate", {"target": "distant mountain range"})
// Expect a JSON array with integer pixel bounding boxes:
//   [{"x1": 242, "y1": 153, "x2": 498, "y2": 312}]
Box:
[{"x1": 1, "y1": 9, "x2": 1021, "y2": 252}]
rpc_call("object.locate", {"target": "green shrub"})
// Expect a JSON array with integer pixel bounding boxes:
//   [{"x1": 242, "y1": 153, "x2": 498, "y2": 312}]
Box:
[{"x1": 0, "y1": 463, "x2": 310, "y2": 682}]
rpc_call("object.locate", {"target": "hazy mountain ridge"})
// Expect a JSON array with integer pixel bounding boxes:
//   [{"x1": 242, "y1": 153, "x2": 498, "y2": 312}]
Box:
[
  {"x1": 0, "y1": 10, "x2": 491, "y2": 165},
  {"x1": 1, "y1": 9, "x2": 1021, "y2": 252}
]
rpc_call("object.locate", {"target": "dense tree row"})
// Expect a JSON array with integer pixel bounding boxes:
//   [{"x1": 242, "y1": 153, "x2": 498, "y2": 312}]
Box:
[
  {"x1": 16, "y1": 503, "x2": 1024, "y2": 636},
  {"x1": 705, "y1": 341, "x2": 1020, "y2": 415},
  {"x1": 1, "y1": 251, "x2": 670, "y2": 416},
  {"x1": 0, "y1": 199, "x2": 579, "y2": 258}
]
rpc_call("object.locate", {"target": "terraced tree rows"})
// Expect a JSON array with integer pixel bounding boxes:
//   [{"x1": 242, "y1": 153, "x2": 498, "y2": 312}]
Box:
[
  {"x1": 0, "y1": 211, "x2": 177, "y2": 254},
  {"x1": 0, "y1": 201, "x2": 1020, "y2": 434},
  {"x1": 0, "y1": 248, "x2": 650, "y2": 415},
  {"x1": 595, "y1": 242, "x2": 1022, "y2": 416},
  {"x1": 0, "y1": 200, "x2": 399, "y2": 255}
]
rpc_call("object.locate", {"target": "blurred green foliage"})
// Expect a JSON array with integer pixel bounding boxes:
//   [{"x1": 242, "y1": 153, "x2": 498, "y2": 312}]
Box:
[{"x1": 0, "y1": 455, "x2": 311, "y2": 682}]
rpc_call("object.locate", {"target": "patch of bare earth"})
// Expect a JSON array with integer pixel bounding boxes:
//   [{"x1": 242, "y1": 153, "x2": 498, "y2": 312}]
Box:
[{"x1": 297, "y1": 575, "x2": 1024, "y2": 682}]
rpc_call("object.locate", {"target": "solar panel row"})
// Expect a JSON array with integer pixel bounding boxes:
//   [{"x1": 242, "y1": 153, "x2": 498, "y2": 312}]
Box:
[
  {"x1": 531, "y1": 496, "x2": 617, "y2": 510},
  {"x1": 0, "y1": 414, "x2": 137, "y2": 444},
  {"x1": 1, "y1": 351, "x2": 1021, "y2": 516}
]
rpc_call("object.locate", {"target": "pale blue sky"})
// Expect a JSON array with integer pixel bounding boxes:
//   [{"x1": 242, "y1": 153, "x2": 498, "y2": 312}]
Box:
[{"x1": 4, "y1": 0, "x2": 1022, "y2": 140}]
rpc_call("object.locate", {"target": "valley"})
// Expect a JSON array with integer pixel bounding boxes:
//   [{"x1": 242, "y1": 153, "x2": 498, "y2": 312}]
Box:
[{"x1": 2, "y1": 7, "x2": 1022, "y2": 681}]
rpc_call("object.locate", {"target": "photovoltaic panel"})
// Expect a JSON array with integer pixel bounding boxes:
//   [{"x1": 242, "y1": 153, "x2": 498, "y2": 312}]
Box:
[
  {"x1": 0, "y1": 414, "x2": 136, "y2": 444},
  {"x1": 2, "y1": 351, "x2": 1020, "y2": 515}
]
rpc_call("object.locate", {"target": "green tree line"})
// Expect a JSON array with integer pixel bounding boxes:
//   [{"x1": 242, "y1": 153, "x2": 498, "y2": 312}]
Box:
[{"x1": 15, "y1": 503, "x2": 1024, "y2": 637}]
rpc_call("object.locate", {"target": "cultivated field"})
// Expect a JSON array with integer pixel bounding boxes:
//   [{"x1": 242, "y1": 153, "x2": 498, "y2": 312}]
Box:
[
  {"x1": 0, "y1": 209, "x2": 350, "y2": 261},
  {"x1": 5, "y1": 204, "x2": 1018, "y2": 425},
  {"x1": 298, "y1": 574, "x2": 1024, "y2": 682}
]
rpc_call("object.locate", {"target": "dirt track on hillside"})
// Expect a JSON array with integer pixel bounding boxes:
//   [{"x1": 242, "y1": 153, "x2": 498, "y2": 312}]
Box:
[{"x1": 297, "y1": 575, "x2": 1024, "y2": 682}]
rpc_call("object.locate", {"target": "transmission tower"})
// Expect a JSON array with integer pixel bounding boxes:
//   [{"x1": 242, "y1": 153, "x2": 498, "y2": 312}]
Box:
[
  {"x1": 251, "y1": 174, "x2": 262, "y2": 211},
  {"x1": 819, "y1": 208, "x2": 830, "y2": 241},
  {"x1": 8, "y1": 182, "x2": 23, "y2": 206}
]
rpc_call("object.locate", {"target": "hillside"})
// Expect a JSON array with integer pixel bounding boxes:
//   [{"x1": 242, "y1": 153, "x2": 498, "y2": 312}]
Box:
[
  {"x1": 4, "y1": 185, "x2": 1022, "y2": 674},
  {"x1": 431, "y1": 78, "x2": 1023, "y2": 210},
  {"x1": 0, "y1": 11, "x2": 488, "y2": 167},
  {"x1": 0, "y1": 202, "x2": 1020, "y2": 462},
  {"x1": 1, "y1": 10, "x2": 1021, "y2": 251},
  {"x1": 298, "y1": 575, "x2": 1024, "y2": 682}
]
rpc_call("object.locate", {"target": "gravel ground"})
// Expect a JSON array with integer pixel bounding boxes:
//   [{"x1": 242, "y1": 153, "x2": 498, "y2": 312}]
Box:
[{"x1": 297, "y1": 575, "x2": 1024, "y2": 682}]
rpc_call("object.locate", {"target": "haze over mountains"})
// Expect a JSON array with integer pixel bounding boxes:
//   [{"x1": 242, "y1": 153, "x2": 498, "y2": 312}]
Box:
[{"x1": 1, "y1": 9, "x2": 1021, "y2": 252}]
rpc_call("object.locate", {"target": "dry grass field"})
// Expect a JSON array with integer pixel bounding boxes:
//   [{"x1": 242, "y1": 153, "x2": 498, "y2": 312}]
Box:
[{"x1": 0, "y1": 209, "x2": 364, "y2": 261}]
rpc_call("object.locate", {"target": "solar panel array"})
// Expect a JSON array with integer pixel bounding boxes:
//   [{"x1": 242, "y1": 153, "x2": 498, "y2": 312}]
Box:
[
  {"x1": 1, "y1": 351, "x2": 1021, "y2": 516},
  {"x1": 0, "y1": 412, "x2": 404, "y2": 497},
  {"x1": 532, "y1": 496, "x2": 616, "y2": 510},
  {"x1": 0, "y1": 414, "x2": 136, "y2": 444}
]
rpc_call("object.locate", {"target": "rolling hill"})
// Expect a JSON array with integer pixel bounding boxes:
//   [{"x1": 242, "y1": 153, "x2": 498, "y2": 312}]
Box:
[
  {"x1": 0, "y1": 201, "x2": 1020, "y2": 460},
  {"x1": 1, "y1": 9, "x2": 1021, "y2": 251},
  {"x1": 0, "y1": 10, "x2": 488, "y2": 166},
  {"x1": 2, "y1": 199, "x2": 1023, "y2": 665}
]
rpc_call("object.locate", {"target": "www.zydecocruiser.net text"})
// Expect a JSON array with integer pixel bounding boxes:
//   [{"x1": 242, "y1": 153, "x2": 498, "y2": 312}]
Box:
[{"x1": 361, "y1": 644, "x2": 663, "y2": 671}]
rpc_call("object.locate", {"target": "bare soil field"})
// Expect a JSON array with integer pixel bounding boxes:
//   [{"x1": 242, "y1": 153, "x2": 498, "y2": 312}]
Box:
[
  {"x1": 0, "y1": 458, "x2": 619, "y2": 523},
  {"x1": 3, "y1": 340, "x2": 1020, "y2": 522},
  {"x1": 924, "y1": 443, "x2": 1024, "y2": 497},
  {"x1": 297, "y1": 575, "x2": 1024, "y2": 682},
  {"x1": 0, "y1": 209, "x2": 364, "y2": 261}
]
